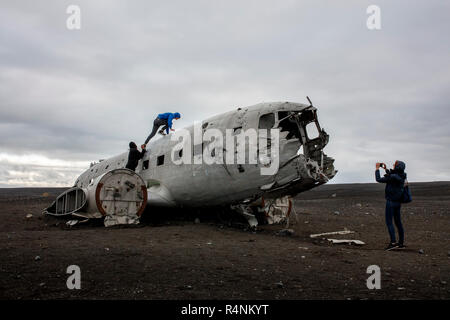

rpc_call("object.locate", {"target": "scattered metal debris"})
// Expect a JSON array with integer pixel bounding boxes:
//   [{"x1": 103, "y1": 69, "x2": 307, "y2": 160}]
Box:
[
  {"x1": 263, "y1": 196, "x2": 292, "y2": 225},
  {"x1": 66, "y1": 219, "x2": 89, "y2": 227},
  {"x1": 310, "y1": 230, "x2": 355, "y2": 238},
  {"x1": 328, "y1": 239, "x2": 365, "y2": 246},
  {"x1": 66, "y1": 220, "x2": 78, "y2": 227},
  {"x1": 231, "y1": 204, "x2": 258, "y2": 228}
]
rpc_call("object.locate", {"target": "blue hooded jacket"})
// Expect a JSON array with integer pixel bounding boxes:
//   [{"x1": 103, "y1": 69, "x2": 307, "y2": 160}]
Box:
[
  {"x1": 157, "y1": 112, "x2": 181, "y2": 133},
  {"x1": 375, "y1": 160, "x2": 407, "y2": 202}
]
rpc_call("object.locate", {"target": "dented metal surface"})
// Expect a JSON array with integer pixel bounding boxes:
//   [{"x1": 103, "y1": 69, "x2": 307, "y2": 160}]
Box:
[
  {"x1": 261, "y1": 196, "x2": 292, "y2": 225},
  {"x1": 45, "y1": 100, "x2": 336, "y2": 227}
]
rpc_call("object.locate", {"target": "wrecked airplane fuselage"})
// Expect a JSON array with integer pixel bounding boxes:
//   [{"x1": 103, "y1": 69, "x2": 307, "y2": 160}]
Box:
[{"x1": 45, "y1": 100, "x2": 336, "y2": 226}]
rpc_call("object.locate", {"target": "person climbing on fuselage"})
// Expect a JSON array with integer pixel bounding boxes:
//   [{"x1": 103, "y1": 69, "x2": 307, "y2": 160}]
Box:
[
  {"x1": 143, "y1": 112, "x2": 181, "y2": 146},
  {"x1": 125, "y1": 142, "x2": 146, "y2": 171}
]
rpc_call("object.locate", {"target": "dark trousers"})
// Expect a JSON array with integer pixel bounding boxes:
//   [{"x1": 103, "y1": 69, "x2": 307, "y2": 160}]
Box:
[
  {"x1": 125, "y1": 163, "x2": 137, "y2": 171},
  {"x1": 145, "y1": 118, "x2": 168, "y2": 144},
  {"x1": 385, "y1": 200, "x2": 404, "y2": 244}
]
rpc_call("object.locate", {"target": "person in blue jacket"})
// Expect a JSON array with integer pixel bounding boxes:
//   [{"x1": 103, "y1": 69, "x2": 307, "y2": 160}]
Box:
[
  {"x1": 375, "y1": 160, "x2": 407, "y2": 251},
  {"x1": 144, "y1": 112, "x2": 181, "y2": 146}
]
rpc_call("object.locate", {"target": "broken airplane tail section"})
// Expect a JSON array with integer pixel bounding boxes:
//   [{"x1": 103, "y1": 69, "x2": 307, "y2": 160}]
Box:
[{"x1": 44, "y1": 168, "x2": 147, "y2": 226}]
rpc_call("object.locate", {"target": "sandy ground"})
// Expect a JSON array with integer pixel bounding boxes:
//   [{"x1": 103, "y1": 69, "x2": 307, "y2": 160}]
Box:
[{"x1": 0, "y1": 182, "x2": 449, "y2": 300}]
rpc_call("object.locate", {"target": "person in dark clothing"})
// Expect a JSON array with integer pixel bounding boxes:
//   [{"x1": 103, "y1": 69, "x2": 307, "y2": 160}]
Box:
[
  {"x1": 125, "y1": 142, "x2": 146, "y2": 171},
  {"x1": 144, "y1": 112, "x2": 181, "y2": 146},
  {"x1": 375, "y1": 160, "x2": 407, "y2": 251}
]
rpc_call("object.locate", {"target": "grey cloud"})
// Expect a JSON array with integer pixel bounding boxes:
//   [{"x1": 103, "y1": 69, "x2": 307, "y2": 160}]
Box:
[{"x1": 0, "y1": 161, "x2": 83, "y2": 187}]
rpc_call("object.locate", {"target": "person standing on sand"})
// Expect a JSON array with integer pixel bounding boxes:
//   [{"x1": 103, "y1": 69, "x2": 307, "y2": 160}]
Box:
[{"x1": 375, "y1": 160, "x2": 407, "y2": 251}]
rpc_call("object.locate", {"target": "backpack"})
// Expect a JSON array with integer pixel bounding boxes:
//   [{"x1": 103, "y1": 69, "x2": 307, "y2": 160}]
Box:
[{"x1": 401, "y1": 180, "x2": 412, "y2": 203}]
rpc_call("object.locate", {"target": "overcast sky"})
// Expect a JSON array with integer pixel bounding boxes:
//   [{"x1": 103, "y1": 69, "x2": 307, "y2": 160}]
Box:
[{"x1": 1, "y1": 0, "x2": 449, "y2": 187}]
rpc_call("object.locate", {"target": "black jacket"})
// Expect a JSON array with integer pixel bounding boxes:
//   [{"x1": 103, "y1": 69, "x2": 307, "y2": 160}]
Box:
[
  {"x1": 126, "y1": 145, "x2": 146, "y2": 171},
  {"x1": 375, "y1": 161, "x2": 407, "y2": 202}
]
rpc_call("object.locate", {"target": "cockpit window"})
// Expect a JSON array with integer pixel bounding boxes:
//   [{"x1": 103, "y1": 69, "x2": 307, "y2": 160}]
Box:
[
  {"x1": 306, "y1": 122, "x2": 320, "y2": 140},
  {"x1": 278, "y1": 111, "x2": 300, "y2": 140},
  {"x1": 258, "y1": 113, "x2": 275, "y2": 129},
  {"x1": 278, "y1": 111, "x2": 289, "y2": 121}
]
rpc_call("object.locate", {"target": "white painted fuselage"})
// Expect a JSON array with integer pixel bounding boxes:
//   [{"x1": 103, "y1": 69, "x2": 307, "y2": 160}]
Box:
[{"x1": 74, "y1": 102, "x2": 336, "y2": 208}]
